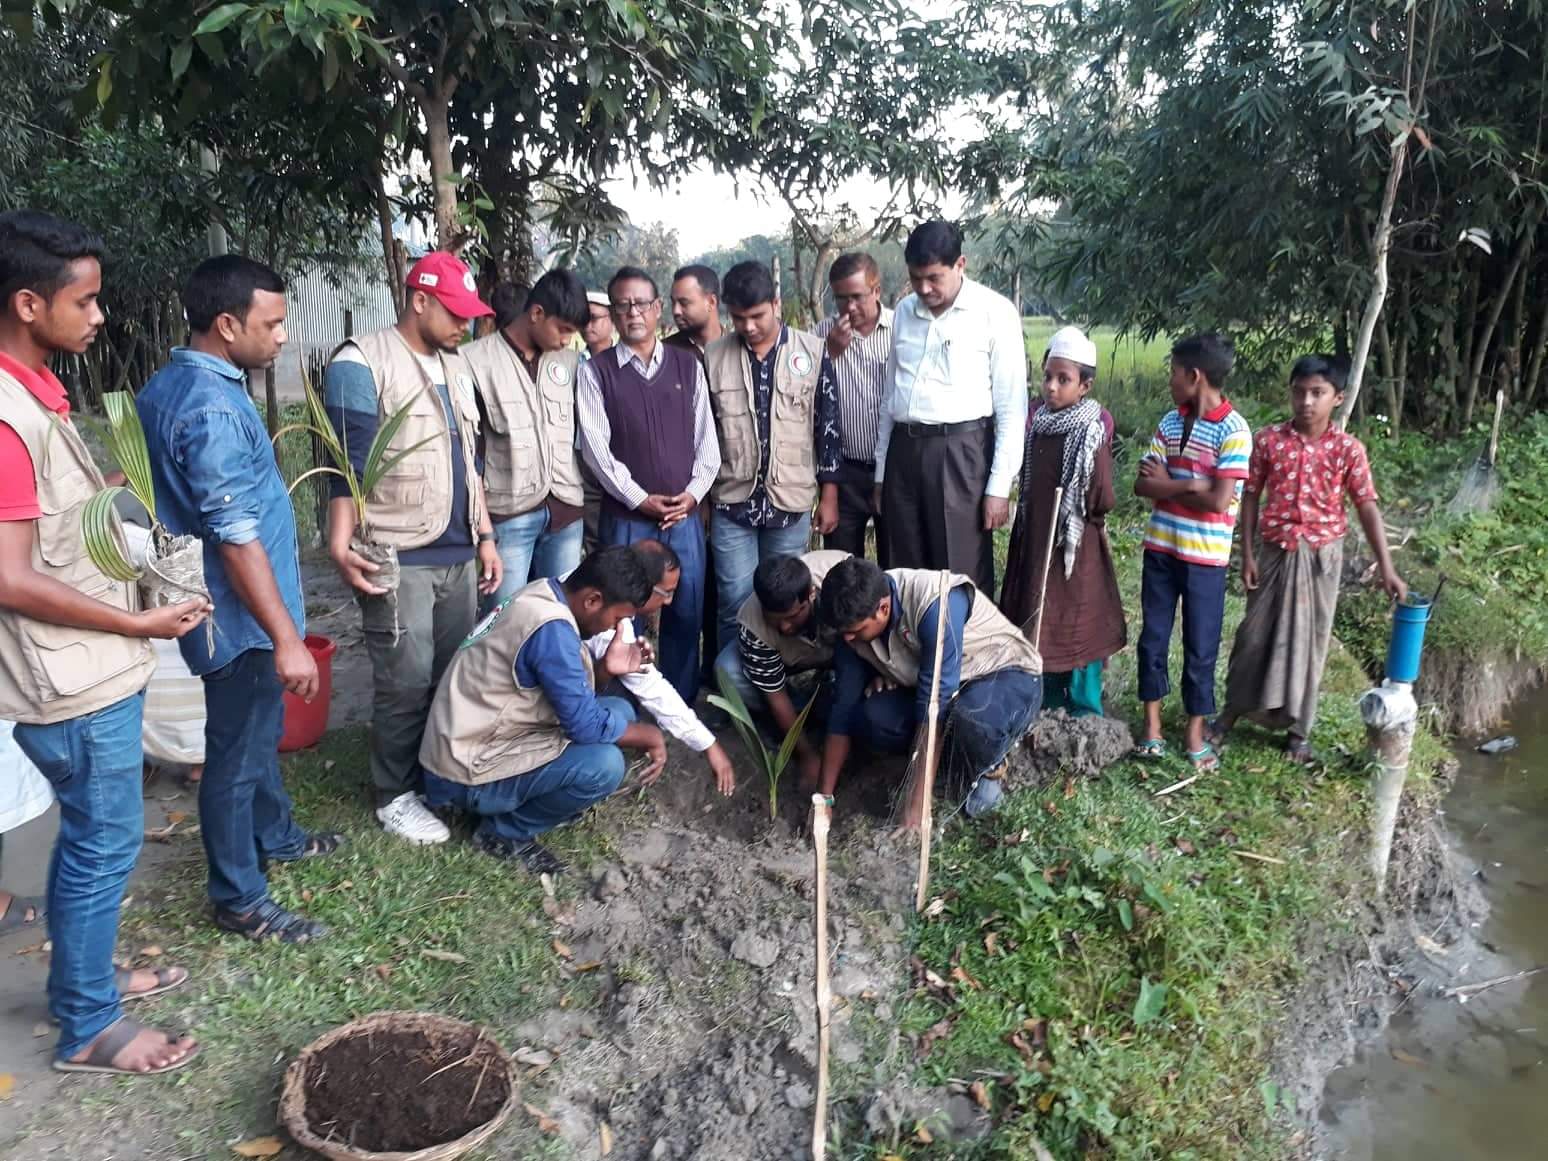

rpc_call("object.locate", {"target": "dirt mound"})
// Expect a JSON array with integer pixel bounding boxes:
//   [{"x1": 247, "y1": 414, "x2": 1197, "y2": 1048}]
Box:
[{"x1": 1008, "y1": 708, "x2": 1134, "y2": 787}]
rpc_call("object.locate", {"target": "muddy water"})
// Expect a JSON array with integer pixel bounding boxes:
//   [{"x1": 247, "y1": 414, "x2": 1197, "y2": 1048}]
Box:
[{"x1": 1320, "y1": 686, "x2": 1548, "y2": 1160}]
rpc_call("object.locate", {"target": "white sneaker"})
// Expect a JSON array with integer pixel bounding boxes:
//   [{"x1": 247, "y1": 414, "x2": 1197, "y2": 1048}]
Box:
[{"x1": 376, "y1": 791, "x2": 450, "y2": 845}]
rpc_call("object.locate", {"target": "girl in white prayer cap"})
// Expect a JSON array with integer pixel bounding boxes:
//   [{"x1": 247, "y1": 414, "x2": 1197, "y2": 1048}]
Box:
[{"x1": 999, "y1": 326, "x2": 1126, "y2": 716}]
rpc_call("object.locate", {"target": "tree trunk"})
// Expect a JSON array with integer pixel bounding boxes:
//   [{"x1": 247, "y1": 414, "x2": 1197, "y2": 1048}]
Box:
[
  {"x1": 1456, "y1": 268, "x2": 1480, "y2": 428},
  {"x1": 1335, "y1": 138, "x2": 1408, "y2": 429},
  {"x1": 1377, "y1": 316, "x2": 1398, "y2": 425},
  {"x1": 1462, "y1": 224, "x2": 1536, "y2": 427},
  {"x1": 423, "y1": 91, "x2": 460, "y2": 251},
  {"x1": 373, "y1": 154, "x2": 405, "y2": 315},
  {"x1": 1524, "y1": 288, "x2": 1548, "y2": 405},
  {"x1": 808, "y1": 242, "x2": 838, "y2": 327}
]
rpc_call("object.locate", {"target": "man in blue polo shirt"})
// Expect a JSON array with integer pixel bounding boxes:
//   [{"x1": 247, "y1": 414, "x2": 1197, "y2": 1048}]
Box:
[{"x1": 138, "y1": 255, "x2": 338, "y2": 944}]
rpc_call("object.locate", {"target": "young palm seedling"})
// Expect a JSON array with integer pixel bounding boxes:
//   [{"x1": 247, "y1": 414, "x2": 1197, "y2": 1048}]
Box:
[
  {"x1": 709, "y1": 670, "x2": 817, "y2": 820},
  {"x1": 274, "y1": 356, "x2": 437, "y2": 597},
  {"x1": 80, "y1": 391, "x2": 210, "y2": 621}
]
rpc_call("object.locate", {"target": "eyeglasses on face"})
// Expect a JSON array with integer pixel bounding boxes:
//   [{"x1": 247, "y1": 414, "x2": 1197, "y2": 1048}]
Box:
[{"x1": 610, "y1": 298, "x2": 659, "y2": 316}]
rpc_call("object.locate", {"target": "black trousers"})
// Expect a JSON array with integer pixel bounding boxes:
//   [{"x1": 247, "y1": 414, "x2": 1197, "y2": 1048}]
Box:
[
  {"x1": 880, "y1": 420, "x2": 995, "y2": 591},
  {"x1": 823, "y1": 458, "x2": 886, "y2": 564}
]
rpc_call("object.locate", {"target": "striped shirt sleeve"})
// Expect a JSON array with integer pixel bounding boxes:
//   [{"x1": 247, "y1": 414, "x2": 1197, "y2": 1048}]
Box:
[
  {"x1": 1217, "y1": 416, "x2": 1252, "y2": 478},
  {"x1": 737, "y1": 623, "x2": 788, "y2": 694}
]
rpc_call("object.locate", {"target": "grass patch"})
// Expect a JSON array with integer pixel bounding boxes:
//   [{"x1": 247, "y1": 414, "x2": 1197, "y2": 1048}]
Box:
[{"x1": 40, "y1": 729, "x2": 621, "y2": 1159}]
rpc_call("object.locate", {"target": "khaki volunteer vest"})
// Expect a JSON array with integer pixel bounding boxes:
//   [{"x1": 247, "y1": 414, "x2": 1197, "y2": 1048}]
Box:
[
  {"x1": 0, "y1": 372, "x2": 154, "y2": 725},
  {"x1": 854, "y1": 568, "x2": 1042, "y2": 689},
  {"x1": 463, "y1": 333, "x2": 582, "y2": 515},
  {"x1": 735, "y1": 549, "x2": 849, "y2": 672},
  {"x1": 420, "y1": 579, "x2": 592, "y2": 785},
  {"x1": 705, "y1": 328, "x2": 824, "y2": 512},
  {"x1": 333, "y1": 328, "x2": 482, "y2": 550}
]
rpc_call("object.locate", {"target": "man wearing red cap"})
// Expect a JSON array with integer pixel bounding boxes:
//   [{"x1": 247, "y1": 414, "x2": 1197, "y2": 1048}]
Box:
[{"x1": 324, "y1": 251, "x2": 502, "y2": 845}]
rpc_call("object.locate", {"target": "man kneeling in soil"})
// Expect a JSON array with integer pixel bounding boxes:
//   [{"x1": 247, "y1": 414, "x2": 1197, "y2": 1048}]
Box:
[
  {"x1": 815, "y1": 558, "x2": 1042, "y2": 827},
  {"x1": 420, "y1": 547, "x2": 668, "y2": 873},
  {"x1": 714, "y1": 550, "x2": 849, "y2": 787}
]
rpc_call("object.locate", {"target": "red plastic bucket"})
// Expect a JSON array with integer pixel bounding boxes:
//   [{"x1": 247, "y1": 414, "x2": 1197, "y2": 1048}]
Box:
[{"x1": 279, "y1": 634, "x2": 336, "y2": 752}]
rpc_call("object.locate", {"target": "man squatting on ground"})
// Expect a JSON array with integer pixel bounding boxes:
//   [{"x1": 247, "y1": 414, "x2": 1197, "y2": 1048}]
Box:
[
  {"x1": 324, "y1": 252, "x2": 503, "y2": 847},
  {"x1": 421, "y1": 547, "x2": 670, "y2": 874},
  {"x1": 0, "y1": 210, "x2": 209, "y2": 1076},
  {"x1": 815, "y1": 558, "x2": 1044, "y2": 828},
  {"x1": 715, "y1": 550, "x2": 851, "y2": 790}
]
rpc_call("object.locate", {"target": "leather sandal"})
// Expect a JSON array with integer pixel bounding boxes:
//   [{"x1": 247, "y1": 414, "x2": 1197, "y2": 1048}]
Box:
[
  {"x1": 0, "y1": 894, "x2": 44, "y2": 936},
  {"x1": 52, "y1": 1016, "x2": 200, "y2": 1076},
  {"x1": 117, "y1": 964, "x2": 189, "y2": 1002},
  {"x1": 214, "y1": 899, "x2": 327, "y2": 943}
]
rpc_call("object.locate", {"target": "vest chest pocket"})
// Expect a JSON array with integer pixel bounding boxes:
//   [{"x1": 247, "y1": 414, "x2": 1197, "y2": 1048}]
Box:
[
  {"x1": 370, "y1": 465, "x2": 430, "y2": 533},
  {"x1": 34, "y1": 466, "x2": 96, "y2": 578},
  {"x1": 21, "y1": 584, "x2": 142, "y2": 699}
]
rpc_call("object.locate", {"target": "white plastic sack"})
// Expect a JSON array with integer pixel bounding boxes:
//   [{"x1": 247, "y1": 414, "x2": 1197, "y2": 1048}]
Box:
[{"x1": 0, "y1": 719, "x2": 53, "y2": 834}]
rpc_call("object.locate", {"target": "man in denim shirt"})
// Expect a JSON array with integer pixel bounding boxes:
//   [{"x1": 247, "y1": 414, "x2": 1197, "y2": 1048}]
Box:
[{"x1": 138, "y1": 256, "x2": 338, "y2": 943}]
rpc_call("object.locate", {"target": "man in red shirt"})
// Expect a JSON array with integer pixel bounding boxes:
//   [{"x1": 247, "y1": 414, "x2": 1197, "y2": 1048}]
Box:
[
  {"x1": 0, "y1": 210, "x2": 208, "y2": 1076},
  {"x1": 1212, "y1": 354, "x2": 1406, "y2": 763}
]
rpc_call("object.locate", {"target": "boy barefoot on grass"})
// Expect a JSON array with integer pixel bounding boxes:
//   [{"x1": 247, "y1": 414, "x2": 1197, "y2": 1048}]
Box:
[
  {"x1": 1133, "y1": 333, "x2": 1252, "y2": 770},
  {"x1": 1210, "y1": 355, "x2": 1405, "y2": 763}
]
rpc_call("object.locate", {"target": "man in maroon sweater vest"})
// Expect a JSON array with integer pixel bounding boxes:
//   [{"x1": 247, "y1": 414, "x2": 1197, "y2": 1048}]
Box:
[{"x1": 576, "y1": 266, "x2": 721, "y2": 703}]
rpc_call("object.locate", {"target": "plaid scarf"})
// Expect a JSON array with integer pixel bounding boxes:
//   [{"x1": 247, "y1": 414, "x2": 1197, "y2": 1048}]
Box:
[{"x1": 1028, "y1": 398, "x2": 1104, "y2": 578}]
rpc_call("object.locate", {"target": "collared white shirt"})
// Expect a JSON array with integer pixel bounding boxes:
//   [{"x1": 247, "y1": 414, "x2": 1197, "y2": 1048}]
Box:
[{"x1": 874, "y1": 278, "x2": 1028, "y2": 497}]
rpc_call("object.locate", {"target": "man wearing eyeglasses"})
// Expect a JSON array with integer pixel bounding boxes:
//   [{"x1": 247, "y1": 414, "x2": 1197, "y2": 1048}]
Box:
[{"x1": 576, "y1": 266, "x2": 720, "y2": 704}]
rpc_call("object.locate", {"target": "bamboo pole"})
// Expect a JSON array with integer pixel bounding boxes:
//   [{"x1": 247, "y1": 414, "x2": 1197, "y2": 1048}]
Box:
[
  {"x1": 810, "y1": 793, "x2": 832, "y2": 1160},
  {"x1": 914, "y1": 569, "x2": 953, "y2": 912},
  {"x1": 1027, "y1": 487, "x2": 1065, "y2": 647}
]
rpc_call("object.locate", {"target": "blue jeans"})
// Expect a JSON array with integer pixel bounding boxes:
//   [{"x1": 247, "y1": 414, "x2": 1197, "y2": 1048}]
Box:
[
  {"x1": 424, "y1": 697, "x2": 633, "y2": 844},
  {"x1": 1137, "y1": 550, "x2": 1228, "y2": 717},
  {"x1": 492, "y1": 506, "x2": 585, "y2": 605},
  {"x1": 852, "y1": 669, "x2": 1042, "y2": 799},
  {"x1": 710, "y1": 512, "x2": 812, "y2": 657},
  {"x1": 201, "y1": 648, "x2": 308, "y2": 912},
  {"x1": 13, "y1": 692, "x2": 146, "y2": 1059},
  {"x1": 600, "y1": 508, "x2": 707, "y2": 705}
]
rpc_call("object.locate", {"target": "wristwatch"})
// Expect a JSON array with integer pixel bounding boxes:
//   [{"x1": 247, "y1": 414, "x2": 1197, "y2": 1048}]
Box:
[{"x1": 477, "y1": 531, "x2": 495, "y2": 544}]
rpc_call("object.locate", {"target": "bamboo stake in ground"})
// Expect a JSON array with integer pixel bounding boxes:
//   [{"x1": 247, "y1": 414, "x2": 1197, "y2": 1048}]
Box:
[
  {"x1": 1027, "y1": 486, "x2": 1065, "y2": 647},
  {"x1": 810, "y1": 793, "x2": 832, "y2": 1161},
  {"x1": 914, "y1": 568, "x2": 953, "y2": 912}
]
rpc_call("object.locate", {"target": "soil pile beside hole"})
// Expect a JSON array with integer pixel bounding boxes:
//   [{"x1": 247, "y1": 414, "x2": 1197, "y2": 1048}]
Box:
[
  {"x1": 301, "y1": 1024, "x2": 510, "y2": 1153},
  {"x1": 1010, "y1": 708, "x2": 1134, "y2": 787}
]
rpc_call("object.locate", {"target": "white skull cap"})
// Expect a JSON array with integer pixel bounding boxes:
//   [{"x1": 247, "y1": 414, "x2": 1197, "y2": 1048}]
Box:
[{"x1": 1047, "y1": 325, "x2": 1098, "y2": 370}]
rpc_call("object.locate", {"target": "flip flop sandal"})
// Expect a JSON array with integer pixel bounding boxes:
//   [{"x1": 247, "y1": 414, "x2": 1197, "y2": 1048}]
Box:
[
  {"x1": 53, "y1": 1016, "x2": 200, "y2": 1076},
  {"x1": 1284, "y1": 739, "x2": 1316, "y2": 765},
  {"x1": 1187, "y1": 745, "x2": 1220, "y2": 772},
  {"x1": 1131, "y1": 738, "x2": 1168, "y2": 760},
  {"x1": 0, "y1": 894, "x2": 45, "y2": 936},
  {"x1": 117, "y1": 964, "x2": 189, "y2": 1003}
]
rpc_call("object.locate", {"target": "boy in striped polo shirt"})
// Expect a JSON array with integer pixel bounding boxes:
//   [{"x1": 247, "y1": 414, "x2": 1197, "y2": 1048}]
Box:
[{"x1": 1133, "y1": 333, "x2": 1252, "y2": 769}]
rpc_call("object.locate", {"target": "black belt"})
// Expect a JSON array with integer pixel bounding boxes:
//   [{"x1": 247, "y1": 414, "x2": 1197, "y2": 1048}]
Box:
[{"x1": 897, "y1": 417, "x2": 990, "y2": 438}]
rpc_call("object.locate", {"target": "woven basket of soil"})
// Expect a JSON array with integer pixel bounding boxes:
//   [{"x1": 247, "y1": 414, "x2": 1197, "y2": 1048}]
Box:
[{"x1": 280, "y1": 1011, "x2": 516, "y2": 1161}]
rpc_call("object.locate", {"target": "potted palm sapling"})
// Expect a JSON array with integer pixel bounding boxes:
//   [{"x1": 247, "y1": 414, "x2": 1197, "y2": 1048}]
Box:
[
  {"x1": 81, "y1": 392, "x2": 210, "y2": 631},
  {"x1": 277, "y1": 360, "x2": 435, "y2": 598},
  {"x1": 710, "y1": 670, "x2": 817, "y2": 820}
]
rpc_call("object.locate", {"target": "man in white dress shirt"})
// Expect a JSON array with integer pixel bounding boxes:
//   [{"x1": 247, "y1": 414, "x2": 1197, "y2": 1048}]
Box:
[
  {"x1": 575, "y1": 540, "x2": 736, "y2": 794},
  {"x1": 872, "y1": 220, "x2": 1027, "y2": 590}
]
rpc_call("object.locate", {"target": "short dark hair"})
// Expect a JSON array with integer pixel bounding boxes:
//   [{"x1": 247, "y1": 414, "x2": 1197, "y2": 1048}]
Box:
[
  {"x1": 1289, "y1": 353, "x2": 1349, "y2": 393},
  {"x1": 818, "y1": 557, "x2": 891, "y2": 630},
  {"x1": 0, "y1": 209, "x2": 103, "y2": 307},
  {"x1": 491, "y1": 282, "x2": 529, "y2": 329},
  {"x1": 722, "y1": 260, "x2": 777, "y2": 310},
  {"x1": 608, "y1": 265, "x2": 658, "y2": 300},
  {"x1": 904, "y1": 220, "x2": 963, "y2": 268},
  {"x1": 673, "y1": 264, "x2": 720, "y2": 298},
  {"x1": 527, "y1": 269, "x2": 589, "y2": 329},
  {"x1": 1171, "y1": 332, "x2": 1234, "y2": 389},
  {"x1": 564, "y1": 545, "x2": 652, "y2": 607},
  {"x1": 631, "y1": 539, "x2": 682, "y2": 586},
  {"x1": 753, "y1": 556, "x2": 814, "y2": 615},
  {"x1": 182, "y1": 255, "x2": 286, "y2": 334},
  {"x1": 829, "y1": 252, "x2": 880, "y2": 286}
]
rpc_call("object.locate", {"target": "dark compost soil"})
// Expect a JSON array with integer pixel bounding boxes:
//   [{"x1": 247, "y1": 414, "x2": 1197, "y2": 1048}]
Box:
[{"x1": 301, "y1": 1025, "x2": 510, "y2": 1153}]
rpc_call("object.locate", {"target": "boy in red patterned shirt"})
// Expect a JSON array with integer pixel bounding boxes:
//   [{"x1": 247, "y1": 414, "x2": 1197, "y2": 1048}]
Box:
[{"x1": 1211, "y1": 355, "x2": 1405, "y2": 763}]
